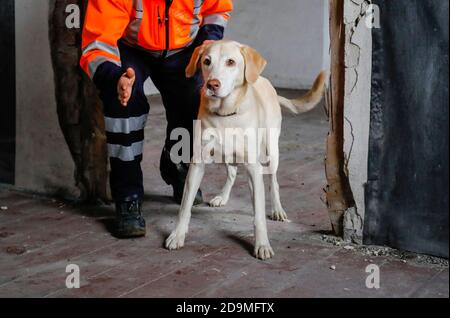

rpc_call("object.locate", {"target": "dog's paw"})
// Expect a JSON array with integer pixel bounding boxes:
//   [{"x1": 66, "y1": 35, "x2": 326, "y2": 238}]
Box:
[
  {"x1": 270, "y1": 210, "x2": 291, "y2": 222},
  {"x1": 165, "y1": 230, "x2": 186, "y2": 250},
  {"x1": 209, "y1": 195, "x2": 228, "y2": 207},
  {"x1": 254, "y1": 244, "x2": 275, "y2": 260}
]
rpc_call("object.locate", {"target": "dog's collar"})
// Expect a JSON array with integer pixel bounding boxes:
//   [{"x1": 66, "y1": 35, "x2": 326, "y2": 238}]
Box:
[
  {"x1": 214, "y1": 111, "x2": 238, "y2": 117},
  {"x1": 209, "y1": 85, "x2": 248, "y2": 118}
]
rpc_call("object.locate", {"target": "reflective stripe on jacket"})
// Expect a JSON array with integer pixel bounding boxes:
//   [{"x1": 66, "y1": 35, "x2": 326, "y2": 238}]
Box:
[{"x1": 80, "y1": 0, "x2": 233, "y2": 79}]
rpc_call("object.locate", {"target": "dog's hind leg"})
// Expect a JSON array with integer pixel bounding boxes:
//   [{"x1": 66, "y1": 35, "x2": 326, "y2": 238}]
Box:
[
  {"x1": 270, "y1": 173, "x2": 290, "y2": 222},
  {"x1": 267, "y1": 150, "x2": 290, "y2": 222},
  {"x1": 166, "y1": 163, "x2": 205, "y2": 250},
  {"x1": 209, "y1": 164, "x2": 237, "y2": 207}
]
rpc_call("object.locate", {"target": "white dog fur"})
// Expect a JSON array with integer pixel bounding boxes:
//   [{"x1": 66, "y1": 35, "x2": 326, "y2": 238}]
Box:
[{"x1": 165, "y1": 40, "x2": 326, "y2": 260}]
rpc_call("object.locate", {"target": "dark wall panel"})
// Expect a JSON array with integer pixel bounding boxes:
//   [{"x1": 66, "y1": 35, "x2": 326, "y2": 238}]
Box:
[
  {"x1": 365, "y1": 0, "x2": 449, "y2": 258},
  {"x1": 0, "y1": 1, "x2": 16, "y2": 184}
]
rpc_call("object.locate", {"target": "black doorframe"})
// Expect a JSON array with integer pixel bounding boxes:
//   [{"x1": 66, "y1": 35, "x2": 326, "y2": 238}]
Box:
[{"x1": 0, "y1": 1, "x2": 16, "y2": 185}]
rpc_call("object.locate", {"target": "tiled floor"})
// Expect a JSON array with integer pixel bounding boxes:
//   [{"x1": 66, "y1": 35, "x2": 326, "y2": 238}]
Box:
[{"x1": 0, "y1": 92, "x2": 447, "y2": 298}]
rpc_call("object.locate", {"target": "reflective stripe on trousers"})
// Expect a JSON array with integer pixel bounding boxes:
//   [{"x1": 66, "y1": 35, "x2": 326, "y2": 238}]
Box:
[
  {"x1": 104, "y1": 114, "x2": 147, "y2": 134},
  {"x1": 107, "y1": 141, "x2": 145, "y2": 162},
  {"x1": 105, "y1": 115, "x2": 147, "y2": 162}
]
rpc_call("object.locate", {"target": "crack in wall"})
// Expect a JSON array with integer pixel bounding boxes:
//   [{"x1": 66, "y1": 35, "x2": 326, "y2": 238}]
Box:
[
  {"x1": 341, "y1": 0, "x2": 372, "y2": 243},
  {"x1": 343, "y1": 116, "x2": 355, "y2": 176}
]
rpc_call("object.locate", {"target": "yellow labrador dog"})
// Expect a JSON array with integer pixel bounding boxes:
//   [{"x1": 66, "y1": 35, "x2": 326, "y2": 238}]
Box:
[{"x1": 165, "y1": 40, "x2": 326, "y2": 260}]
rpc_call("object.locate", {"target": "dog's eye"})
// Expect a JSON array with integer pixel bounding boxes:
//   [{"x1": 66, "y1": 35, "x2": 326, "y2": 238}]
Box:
[
  {"x1": 226, "y1": 59, "x2": 236, "y2": 67},
  {"x1": 203, "y1": 58, "x2": 211, "y2": 66}
]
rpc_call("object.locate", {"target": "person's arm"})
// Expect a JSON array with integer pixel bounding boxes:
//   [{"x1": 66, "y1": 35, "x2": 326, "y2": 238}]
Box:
[
  {"x1": 80, "y1": 0, "x2": 131, "y2": 91},
  {"x1": 194, "y1": 0, "x2": 233, "y2": 46}
]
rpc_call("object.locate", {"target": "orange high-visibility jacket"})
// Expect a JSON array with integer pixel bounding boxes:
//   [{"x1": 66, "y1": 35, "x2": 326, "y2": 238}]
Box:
[{"x1": 80, "y1": 0, "x2": 233, "y2": 80}]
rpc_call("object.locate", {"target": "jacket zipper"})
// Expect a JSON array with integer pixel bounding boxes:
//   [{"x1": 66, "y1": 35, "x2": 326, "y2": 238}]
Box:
[
  {"x1": 157, "y1": 6, "x2": 162, "y2": 44},
  {"x1": 162, "y1": 0, "x2": 173, "y2": 58}
]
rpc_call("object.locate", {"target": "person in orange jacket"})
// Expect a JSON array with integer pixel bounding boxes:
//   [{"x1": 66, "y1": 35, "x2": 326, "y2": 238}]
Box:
[{"x1": 80, "y1": 0, "x2": 233, "y2": 238}]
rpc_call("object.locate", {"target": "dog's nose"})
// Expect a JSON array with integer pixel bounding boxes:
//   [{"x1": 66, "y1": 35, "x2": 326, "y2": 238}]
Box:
[{"x1": 207, "y1": 79, "x2": 221, "y2": 92}]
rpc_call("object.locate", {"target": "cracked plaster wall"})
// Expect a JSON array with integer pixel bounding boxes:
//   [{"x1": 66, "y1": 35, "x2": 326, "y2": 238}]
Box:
[{"x1": 342, "y1": 0, "x2": 372, "y2": 243}]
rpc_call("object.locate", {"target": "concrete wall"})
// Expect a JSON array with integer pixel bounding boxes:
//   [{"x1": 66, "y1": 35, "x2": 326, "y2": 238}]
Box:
[
  {"x1": 15, "y1": 0, "x2": 79, "y2": 198},
  {"x1": 342, "y1": 1, "x2": 372, "y2": 243},
  {"x1": 145, "y1": 0, "x2": 330, "y2": 94}
]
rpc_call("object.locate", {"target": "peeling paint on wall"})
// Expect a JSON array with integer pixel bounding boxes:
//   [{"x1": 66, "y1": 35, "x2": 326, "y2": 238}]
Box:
[{"x1": 342, "y1": 0, "x2": 372, "y2": 243}]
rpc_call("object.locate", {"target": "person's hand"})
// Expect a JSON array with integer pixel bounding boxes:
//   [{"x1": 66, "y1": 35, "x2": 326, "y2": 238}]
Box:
[
  {"x1": 117, "y1": 68, "x2": 136, "y2": 107},
  {"x1": 203, "y1": 40, "x2": 215, "y2": 46}
]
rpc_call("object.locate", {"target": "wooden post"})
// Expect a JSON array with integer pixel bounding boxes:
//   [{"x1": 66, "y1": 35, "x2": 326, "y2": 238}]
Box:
[
  {"x1": 325, "y1": 0, "x2": 355, "y2": 235},
  {"x1": 49, "y1": 0, "x2": 110, "y2": 202}
]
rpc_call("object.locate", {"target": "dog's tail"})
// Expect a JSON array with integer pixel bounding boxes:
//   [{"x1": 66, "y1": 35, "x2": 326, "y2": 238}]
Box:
[{"x1": 278, "y1": 71, "x2": 327, "y2": 114}]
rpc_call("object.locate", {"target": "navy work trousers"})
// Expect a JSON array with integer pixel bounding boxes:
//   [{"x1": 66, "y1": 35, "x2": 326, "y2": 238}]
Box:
[{"x1": 97, "y1": 42, "x2": 202, "y2": 202}]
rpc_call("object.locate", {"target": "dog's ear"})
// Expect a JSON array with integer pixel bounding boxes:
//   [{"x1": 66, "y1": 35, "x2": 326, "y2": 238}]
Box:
[
  {"x1": 241, "y1": 46, "x2": 267, "y2": 84},
  {"x1": 186, "y1": 45, "x2": 206, "y2": 78}
]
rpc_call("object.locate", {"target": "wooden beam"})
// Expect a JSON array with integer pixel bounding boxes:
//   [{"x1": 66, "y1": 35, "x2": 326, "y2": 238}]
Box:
[
  {"x1": 49, "y1": 0, "x2": 110, "y2": 202},
  {"x1": 325, "y1": 0, "x2": 355, "y2": 235}
]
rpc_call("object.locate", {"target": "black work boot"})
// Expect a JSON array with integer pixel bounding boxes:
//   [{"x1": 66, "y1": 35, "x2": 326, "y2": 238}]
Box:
[
  {"x1": 160, "y1": 147, "x2": 203, "y2": 205},
  {"x1": 115, "y1": 195, "x2": 146, "y2": 238}
]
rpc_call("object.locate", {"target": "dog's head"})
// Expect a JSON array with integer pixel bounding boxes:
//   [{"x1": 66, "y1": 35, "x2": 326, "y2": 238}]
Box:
[{"x1": 186, "y1": 40, "x2": 267, "y2": 100}]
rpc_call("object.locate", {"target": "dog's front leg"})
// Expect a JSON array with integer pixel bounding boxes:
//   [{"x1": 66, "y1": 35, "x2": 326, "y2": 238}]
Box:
[
  {"x1": 246, "y1": 163, "x2": 274, "y2": 260},
  {"x1": 166, "y1": 163, "x2": 205, "y2": 250},
  {"x1": 209, "y1": 164, "x2": 238, "y2": 207}
]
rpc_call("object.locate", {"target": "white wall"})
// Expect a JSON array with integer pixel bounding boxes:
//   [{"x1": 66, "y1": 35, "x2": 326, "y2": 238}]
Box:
[
  {"x1": 145, "y1": 0, "x2": 329, "y2": 94},
  {"x1": 226, "y1": 0, "x2": 329, "y2": 89}
]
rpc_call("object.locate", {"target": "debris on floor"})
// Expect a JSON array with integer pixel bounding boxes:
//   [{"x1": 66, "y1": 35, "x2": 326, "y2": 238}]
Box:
[
  {"x1": 314, "y1": 233, "x2": 449, "y2": 268},
  {"x1": 6, "y1": 246, "x2": 27, "y2": 255}
]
